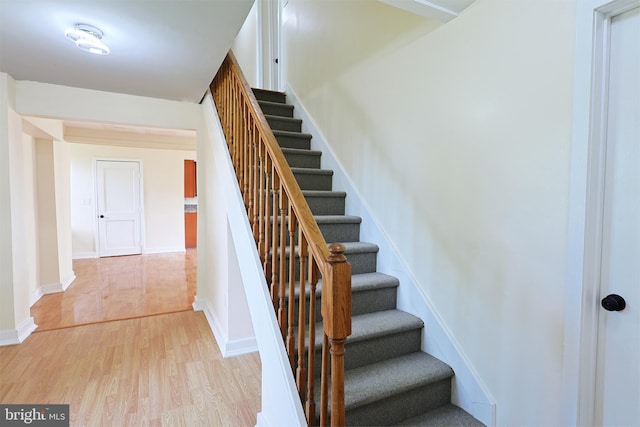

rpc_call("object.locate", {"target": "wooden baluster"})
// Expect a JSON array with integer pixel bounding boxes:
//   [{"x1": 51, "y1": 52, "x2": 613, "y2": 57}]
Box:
[
  {"x1": 235, "y1": 89, "x2": 242, "y2": 183},
  {"x1": 245, "y1": 105, "x2": 251, "y2": 212},
  {"x1": 243, "y1": 102, "x2": 250, "y2": 208},
  {"x1": 296, "y1": 232, "x2": 308, "y2": 400},
  {"x1": 257, "y1": 140, "x2": 266, "y2": 268},
  {"x1": 320, "y1": 332, "x2": 329, "y2": 427},
  {"x1": 306, "y1": 258, "x2": 319, "y2": 426},
  {"x1": 270, "y1": 168, "x2": 279, "y2": 310},
  {"x1": 322, "y1": 243, "x2": 352, "y2": 427},
  {"x1": 262, "y1": 154, "x2": 272, "y2": 282},
  {"x1": 277, "y1": 185, "x2": 288, "y2": 338},
  {"x1": 286, "y1": 206, "x2": 298, "y2": 368},
  {"x1": 238, "y1": 97, "x2": 243, "y2": 193},
  {"x1": 252, "y1": 123, "x2": 260, "y2": 241}
]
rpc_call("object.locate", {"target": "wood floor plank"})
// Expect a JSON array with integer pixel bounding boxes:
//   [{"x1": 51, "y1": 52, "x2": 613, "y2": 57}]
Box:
[{"x1": 0, "y1": 311, "x2": 261, "y2": 426}]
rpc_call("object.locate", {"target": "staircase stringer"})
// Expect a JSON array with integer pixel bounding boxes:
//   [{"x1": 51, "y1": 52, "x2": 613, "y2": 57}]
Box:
[{"x1": 284, "y1": 84, "x2": 497, "y2": 427}]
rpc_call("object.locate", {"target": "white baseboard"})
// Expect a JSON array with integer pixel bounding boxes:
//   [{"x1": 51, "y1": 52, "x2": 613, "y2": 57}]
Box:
[
  {"x1": 30, "y1": 287, "x2": 44, "y2": 307},
  {"x1": 40, "y1": 281, "x2": 63, "y2": 294},
  {"x1": 0, "y1": 317, "x2": 38, "y2": 347},
  {"x1": 29, "y1": 273, "x2": 76, "y2": 307},
  {"x1": 143, "y1": 247, "x2": 186, "y2": 255},
  {"x1": 255, "y1": 412, "x2": 269, "y2": 427},
  {"x1": 61, "y1": 272, "x2": 76, "y2": 291},
  {"x1": 193, "y1": 297, "x2": 258, "y2": 358},
  {"x1": 72, "y1": 251, "x2": 98, "y2": 259},
  {"x1": 286, "y1": 85, "x2": 496, "y2": 426}
]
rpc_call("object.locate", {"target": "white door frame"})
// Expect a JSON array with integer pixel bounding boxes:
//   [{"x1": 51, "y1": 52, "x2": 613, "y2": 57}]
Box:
[
  {"x1": 94, "y1": 158, "x2": 145, "y2": 257},
  {"x1": 257, "y1": 0, "x2": 284, "y2": 91},
  {"x1": 562, "y1": 0, "x2": 640, "y2": 425}
]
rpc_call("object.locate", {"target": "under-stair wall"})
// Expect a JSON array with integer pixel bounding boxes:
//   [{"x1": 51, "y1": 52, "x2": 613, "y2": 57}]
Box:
[
  {"x1": 200, "y1": 92, "x2": 306, "y2": 427},
  {"x1": 284, "y1": 85, "x2": 495, "y2": 426}
]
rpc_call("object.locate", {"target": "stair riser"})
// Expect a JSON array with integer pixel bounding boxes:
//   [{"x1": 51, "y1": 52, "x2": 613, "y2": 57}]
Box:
[
  {"x1": 305, "y1": 195, "x2": 345, "y2": 216},
  {"x1": 284, "y1": 152, "x2": 321, "y2": 169},
  {"x1": 267, "y1": 116, "x2": 302, "y2": 132},
  {"x1": 293, "y1": 171, "x2": 333, "y2": 191},
  {"x1": 346, "y1": 251, "x2": 378, "y2": 275},
  {"x1": 260, "y1": 102, "x2": 294, "y2": 117},
  {"x1": 253, "y1": 89, "x2": 286, "y2": 104},
  {"x1": 273, "y1": 248, "x2": 376, "y2": 281},
  {"x1": 311, "y1": 329, "x2": 422, "y2": 378},
  {"x1": 293, "y1": 284, "x2": 398, "y2": 327},
  {"x1": 269, "y1": 220, "x2": 361, "y2": 246},
  {"x1": 346, "y1": 379, "x2": 452, "y2": 426},
  {"x1": 275, "y1": 134, "x2": 311, "y2": 150},
  {"x1": 318, "y1": 222, "x2": 361, "y2": 243}
]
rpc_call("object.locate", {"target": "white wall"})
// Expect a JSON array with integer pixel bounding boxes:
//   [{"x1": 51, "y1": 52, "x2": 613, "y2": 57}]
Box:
[
  {"x1": 69, "y1": 143, "x2": 196, "y2": 257},
  {"x1": 281, "y1": 0, "x2": 576, "y2": 425},
  {"x1": 232, "y1": 1, "x2": 260, "y2": 88},
  {"x1": 0, "y1": 72, "x2": 38, "y2": 344},
  {"x1": 35, "y1": 139, "x2": 61, "y2": 285}
]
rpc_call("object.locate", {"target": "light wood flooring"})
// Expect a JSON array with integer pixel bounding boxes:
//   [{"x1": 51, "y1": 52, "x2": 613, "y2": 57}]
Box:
[
  {"x1": 31, "y1": 251, "x2": 198, "y2": 331},
  {"x1": 2, "y1": 251, "x2": 262, "y2": 426}
]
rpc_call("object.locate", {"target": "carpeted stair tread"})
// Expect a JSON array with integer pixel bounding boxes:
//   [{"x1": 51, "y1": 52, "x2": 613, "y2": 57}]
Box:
[
  {"x1": 282, "y1": 147, "x2": 322, "y2": 156},
  {"x1": 314, "y1": 215, "x2": 362, "y2": 225},
  {"x1": 273, "y1": 129, "x2": 312, "y2": 139},
  {"x1": 342, "y1": 241, "x2": 379, "y2": 254},
  {"x1": 397, "y1": 404, "x2": 485, "y2": 426},
  {"x1": 258, "y1": 100, "x2": 294, "y2": 117},
  {"x1": 303, "y1": 190, "x2": 347, "y2": 197},
  {"x1": 304, "y1": 309, "x2": 423, "y2": 351},
  {"x1": 291, "y1": 167, "x2": 334, "y2": 176},
  {"x1": 273, "y1": 130, "x2": 313, "y2": 150},
  {"x1": 348, "y1": 310, "x2": 423, "y2": 343},
  {"x1": 252, "y1": 88, "x2": 286, "y2": 103},
  {"x1": 343, "y1": 352, "x2": 453, "y2": 410},
  {"x1": 265, "y1": 114, "x2": 302, "y2": 132}
]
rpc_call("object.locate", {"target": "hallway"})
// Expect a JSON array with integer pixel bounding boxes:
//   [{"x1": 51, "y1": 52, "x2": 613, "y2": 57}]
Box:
[{"x1": 1, "y1": 251, "x2": 262, "y2": 426}]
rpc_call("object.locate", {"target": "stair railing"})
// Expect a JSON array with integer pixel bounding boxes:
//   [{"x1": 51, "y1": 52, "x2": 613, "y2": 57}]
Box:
[{"x1": 211, "y1": 51, "x2": 352, "y2": 427}]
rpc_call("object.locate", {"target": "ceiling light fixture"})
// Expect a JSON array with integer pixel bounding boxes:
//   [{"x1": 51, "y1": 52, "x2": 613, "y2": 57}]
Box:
[{"x1": 65, "y1": 24, "x2": 110, "y2": 55}]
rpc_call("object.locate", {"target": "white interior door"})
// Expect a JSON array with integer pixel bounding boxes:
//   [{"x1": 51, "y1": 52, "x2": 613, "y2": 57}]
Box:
[
  {"x1": 268, "y1": 0, "x2": 283, "y2": 91},
  {"x1": 594, "y1": 5, "x2": 640, "y2": 426},
  {"x1": 96, "y1": 160, "x2": 142, "y2": 257}
]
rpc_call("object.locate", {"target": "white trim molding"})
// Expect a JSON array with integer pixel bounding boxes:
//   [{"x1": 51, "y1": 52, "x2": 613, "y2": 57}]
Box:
[
  {"x1": 72, "y1": 251, "x2": 98, "y2": 259},
  {"x1": 192, "y1": 297, "x2": 258, "y2": 358},
  {"x1": 143, "y1": 247, "x2": 187, "y2": 255},
  {"x1": 0, "y1": 317, "x2": 38, "y2": 347},
  {"x1": 378, "y1": 0, "x2": 476, "y2": 22}
]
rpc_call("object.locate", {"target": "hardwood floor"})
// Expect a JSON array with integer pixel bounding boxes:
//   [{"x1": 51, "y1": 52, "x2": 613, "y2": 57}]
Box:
[
  {"x1": 0, "y1": 311, "x2": 262, "y2": 426},
  {"x1": 31, "y1": 251, "x2": 198, "y2": 332},
  {"x1": 3, "y1": 252, "x2": 262, "y2": 426}
]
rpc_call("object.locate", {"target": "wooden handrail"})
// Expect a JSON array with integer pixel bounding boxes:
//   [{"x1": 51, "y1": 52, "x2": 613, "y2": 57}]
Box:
[{"x1": 211, "y1": 51, "x2": 352, "y2": 426}]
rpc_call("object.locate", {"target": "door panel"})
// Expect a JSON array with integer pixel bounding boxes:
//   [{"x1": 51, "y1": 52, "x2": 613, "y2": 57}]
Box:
[
  {"x1": 96, "y1": 160, "x2": 142, "y2": 257},
  {"x1": 595, "y1": 6, "x2": 640, "y2": 426}
]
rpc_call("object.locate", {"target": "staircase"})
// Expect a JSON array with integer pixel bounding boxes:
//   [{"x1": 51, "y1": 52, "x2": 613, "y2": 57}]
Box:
[{"x1": 253, "y1": 88, "x2": 484, "y2": 427}]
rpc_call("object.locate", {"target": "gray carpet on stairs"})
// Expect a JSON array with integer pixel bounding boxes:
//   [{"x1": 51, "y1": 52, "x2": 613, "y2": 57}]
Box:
[{"x1": 252, "y1": 88, "x2": 485, "y2": 427}]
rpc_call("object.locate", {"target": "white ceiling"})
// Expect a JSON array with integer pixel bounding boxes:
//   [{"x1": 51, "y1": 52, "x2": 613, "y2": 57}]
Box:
[{"x1": 0, "y1": 0, "x2": 253, "y2": 103}]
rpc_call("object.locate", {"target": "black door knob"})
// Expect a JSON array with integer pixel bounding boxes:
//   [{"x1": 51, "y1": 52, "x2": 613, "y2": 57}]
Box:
[
  {"x1": 99, "y1": 215, "x2": 104, "y2": 219},
  {"x1": 601, "y1": 294, "x2": 626, "y2": 312}
]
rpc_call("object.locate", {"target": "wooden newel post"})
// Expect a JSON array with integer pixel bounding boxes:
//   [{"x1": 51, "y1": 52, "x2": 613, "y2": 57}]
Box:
[{"x1": 322, "y1": 243, "x2": 352, "y2": 427}]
